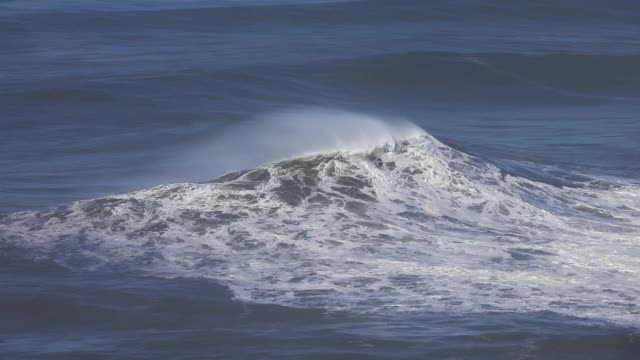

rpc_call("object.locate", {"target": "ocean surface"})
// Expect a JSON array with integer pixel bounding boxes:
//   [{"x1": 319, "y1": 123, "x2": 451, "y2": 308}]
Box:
[{"x1": 2, "y1": 0, "x2": 640, "y2": 358}]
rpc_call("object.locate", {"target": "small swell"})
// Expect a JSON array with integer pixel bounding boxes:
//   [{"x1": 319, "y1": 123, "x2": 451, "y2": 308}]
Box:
[{"x1": 321, "y1": 51, "x2": 640, "y2": 98}]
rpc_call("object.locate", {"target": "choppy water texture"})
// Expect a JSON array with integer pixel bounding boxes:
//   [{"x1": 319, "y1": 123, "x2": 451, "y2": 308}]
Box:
[{"x1": 1, "y1": 0, "x2": 640, "y2": 359}]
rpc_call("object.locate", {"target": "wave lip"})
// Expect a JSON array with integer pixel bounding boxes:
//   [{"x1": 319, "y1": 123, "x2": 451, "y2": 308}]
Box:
[{"x1": 2, "y1": 123, "x2": 640, "y2": 327}]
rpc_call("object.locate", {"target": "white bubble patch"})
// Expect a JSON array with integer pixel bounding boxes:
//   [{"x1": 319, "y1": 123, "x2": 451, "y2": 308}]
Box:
[{"x1": 2, "y1": 133, "x2": 639, "y2": 327}]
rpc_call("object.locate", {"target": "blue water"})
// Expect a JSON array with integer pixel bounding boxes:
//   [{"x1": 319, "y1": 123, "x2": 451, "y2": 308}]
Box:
[{"x1": 1, "y1": 1, "x2": 640, "y2": 358}]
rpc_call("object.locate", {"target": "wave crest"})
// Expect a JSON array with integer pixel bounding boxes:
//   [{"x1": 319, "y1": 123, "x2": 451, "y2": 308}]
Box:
[{"x1": 173, "y1": 108, "x2": 424, "y2": 181}]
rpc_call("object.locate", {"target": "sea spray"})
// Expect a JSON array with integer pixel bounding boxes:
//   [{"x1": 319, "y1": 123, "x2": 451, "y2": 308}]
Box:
[{"x1": 171, "y1": 108, "x2": 425, "y2": 182}]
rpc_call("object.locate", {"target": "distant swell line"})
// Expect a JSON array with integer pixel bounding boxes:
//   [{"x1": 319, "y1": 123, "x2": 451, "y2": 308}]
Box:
[{"x1": 320, "y1": 51, "x2": 640, "y2": 97}]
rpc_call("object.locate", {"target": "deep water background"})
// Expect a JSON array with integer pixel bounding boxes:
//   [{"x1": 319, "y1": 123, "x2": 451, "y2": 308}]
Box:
[{"x1": 1, "y1": 0, "x2": 640, "y2": 358}]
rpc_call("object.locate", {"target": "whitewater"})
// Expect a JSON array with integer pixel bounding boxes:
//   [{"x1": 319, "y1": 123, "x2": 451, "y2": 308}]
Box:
[{"x1": 2, "y1": 110, "x2": 639, "y2": 329}]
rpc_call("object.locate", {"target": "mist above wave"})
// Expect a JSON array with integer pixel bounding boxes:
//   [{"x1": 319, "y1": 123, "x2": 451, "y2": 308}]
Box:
[{"x1": 175, "y1": 108, "x2": 424, "y2": 181}]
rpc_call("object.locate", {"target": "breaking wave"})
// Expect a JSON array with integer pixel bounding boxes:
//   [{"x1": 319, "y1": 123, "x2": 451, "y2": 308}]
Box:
[{"x1": 2, "y1": 111, "x2": 639, "y2": 327}]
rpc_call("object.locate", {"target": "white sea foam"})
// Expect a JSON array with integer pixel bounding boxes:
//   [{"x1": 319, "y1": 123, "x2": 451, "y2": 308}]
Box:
[{"x1": 2, "y1": 110, "x2": 639, "y2": 327}]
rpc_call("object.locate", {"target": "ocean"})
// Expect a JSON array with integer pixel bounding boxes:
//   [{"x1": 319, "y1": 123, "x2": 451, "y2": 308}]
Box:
[{"x1": 1, "y1": 0, "x2": 639, "y2": 358}]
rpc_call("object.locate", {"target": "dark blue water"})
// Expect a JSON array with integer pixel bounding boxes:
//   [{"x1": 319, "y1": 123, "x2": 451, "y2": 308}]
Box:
[{"x1": 2, "y1": 1, "x2": 640, "y2": 358}]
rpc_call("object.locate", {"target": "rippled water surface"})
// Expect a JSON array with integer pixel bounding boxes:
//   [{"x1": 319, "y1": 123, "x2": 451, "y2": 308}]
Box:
[{"x1": 1, "y1": 0, "x2": 640, "y2": 358}]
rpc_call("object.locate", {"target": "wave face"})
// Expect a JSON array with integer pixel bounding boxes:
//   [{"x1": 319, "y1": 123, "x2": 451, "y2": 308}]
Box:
[{"x1": 2, "y1": 124, "x2": 639, "y2": 326}]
